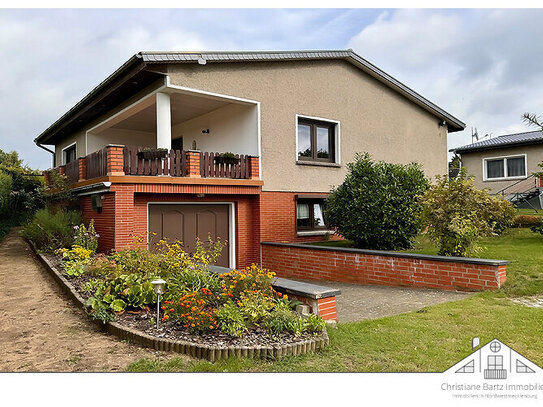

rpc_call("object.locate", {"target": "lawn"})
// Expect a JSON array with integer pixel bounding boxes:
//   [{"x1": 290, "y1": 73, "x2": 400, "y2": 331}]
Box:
[{"x1": 127, "y1": 225, "x2": 543, "y2": 372}]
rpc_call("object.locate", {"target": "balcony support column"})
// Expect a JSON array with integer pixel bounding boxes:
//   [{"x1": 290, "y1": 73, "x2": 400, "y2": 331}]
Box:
[{"x1": 156, "y1": 92, "x2": 172, "y2": 150}]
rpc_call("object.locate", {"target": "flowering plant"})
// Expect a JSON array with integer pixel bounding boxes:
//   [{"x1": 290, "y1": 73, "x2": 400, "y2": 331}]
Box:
[
  {"x1": 56, "y1": 245, "x2": 94, "y2": 277},
  {"x1": 162, "y1": 288, "x2": 218, "y2": 333},
  {"x1": 73, "y1": 219, "x2": 99, "y2": 252},
  {"x1": 219, "y1": 264, "x2": 277, "y2": 300}
]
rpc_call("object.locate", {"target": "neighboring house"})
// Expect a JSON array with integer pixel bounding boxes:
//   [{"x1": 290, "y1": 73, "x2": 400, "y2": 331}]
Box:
[
  {"x1": 35, "y1": 50, "x2": 465, "y2": 268},
  {"x1": 451, "y1": 130, "x2": 543, "y2": 209}
]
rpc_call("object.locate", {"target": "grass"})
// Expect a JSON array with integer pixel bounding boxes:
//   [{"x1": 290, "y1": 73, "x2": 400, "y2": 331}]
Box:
[
  {"x1": 126, "y1": 294, "x2": 543, "y2": 372},
  {"x1": 516, "y1": 208, "x2": 543, "y2": 217},
  {"x1": 127, "y1": 217, "x2": 543, "y2": 373},
  {"x1": 403, "y1": 229, "x2": 543, "y2": 296}
]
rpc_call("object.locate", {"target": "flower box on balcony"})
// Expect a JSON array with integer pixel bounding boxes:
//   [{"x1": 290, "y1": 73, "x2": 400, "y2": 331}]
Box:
[
  {"x1": 214, "y1": 152, "x2": 240, "y2": 165},
  {"x1": 138, "y1": 148, "x2": 168, "y2": 160}
]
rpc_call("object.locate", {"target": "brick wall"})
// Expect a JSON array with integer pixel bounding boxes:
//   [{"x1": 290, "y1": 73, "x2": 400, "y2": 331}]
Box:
[
  {"x1": 80, "y1": 194, "x2": 115, "y2": 253},
  {"x1": 259, "y1": 191, "x2": 343, "y2": 244},
  {"x1": 261, "y1": 242, "x2": 508, "y2": 291}
]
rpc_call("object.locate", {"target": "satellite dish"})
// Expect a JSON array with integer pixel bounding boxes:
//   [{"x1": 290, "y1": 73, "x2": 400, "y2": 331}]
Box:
[{"x1": 472, "y1": 337, "x2": 480, "y2": 349}]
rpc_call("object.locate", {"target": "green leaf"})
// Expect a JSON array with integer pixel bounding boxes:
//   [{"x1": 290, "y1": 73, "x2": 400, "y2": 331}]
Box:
[{"x1": 110, "y1": 299, "x2": 126, "y2": 312}]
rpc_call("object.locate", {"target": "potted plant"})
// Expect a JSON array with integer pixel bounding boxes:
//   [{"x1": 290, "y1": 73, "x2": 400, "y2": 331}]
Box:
[
  {"x1": 214, "y1": 152, "x2": 240, "y2": 165},
  {"x1": 138, "y1": 148, "x2": 168, "y2": 160}
]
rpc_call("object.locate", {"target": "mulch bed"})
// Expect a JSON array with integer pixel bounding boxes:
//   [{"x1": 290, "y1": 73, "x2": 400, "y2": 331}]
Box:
[{"x1": 44, "y1": 254, "x2": 325, "y2": 349}]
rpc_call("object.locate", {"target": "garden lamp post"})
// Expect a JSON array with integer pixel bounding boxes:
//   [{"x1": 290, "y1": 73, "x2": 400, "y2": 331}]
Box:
[{"x1": 151, "y1": 279, "x2": 166, "y2": 329}]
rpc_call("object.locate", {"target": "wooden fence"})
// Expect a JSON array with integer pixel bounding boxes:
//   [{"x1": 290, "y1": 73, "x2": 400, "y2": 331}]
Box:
[
  {"x1": 200, "y1": 152, "x2": 250, "y2": 179},
  {"x1": 86, "y1": 148, "x2": 108, "y2": 179},
  {"x1": 64, "y1": 160, "x2": 79, "y2": 184},
  {"x1": 123, "y1": 146, "x2": 187, "y2": 176}
]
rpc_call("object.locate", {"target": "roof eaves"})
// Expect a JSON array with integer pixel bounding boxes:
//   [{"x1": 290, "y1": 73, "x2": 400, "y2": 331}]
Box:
[{"x1": 34, "y1": 53, "x2": 146, "y2": 145}]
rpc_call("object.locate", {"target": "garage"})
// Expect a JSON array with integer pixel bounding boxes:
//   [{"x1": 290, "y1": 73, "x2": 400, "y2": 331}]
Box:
[{"x1": 148, "y1": 203, "x2": 232, "y2": 267}]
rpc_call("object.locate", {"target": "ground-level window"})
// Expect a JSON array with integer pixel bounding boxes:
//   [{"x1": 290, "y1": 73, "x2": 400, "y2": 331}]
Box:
[
  {"x1": 296, "y1": 198, "x2": 327, "y2": 230},
  {"x1": 484, "y1": 155, "x2": 526, "y2": 180},
  {"x1": 297, "y1": 117, "x2": 336, "y2": 162},
  {"x1": 63, "y1": 144, "x2": 76, "y2": 164}
]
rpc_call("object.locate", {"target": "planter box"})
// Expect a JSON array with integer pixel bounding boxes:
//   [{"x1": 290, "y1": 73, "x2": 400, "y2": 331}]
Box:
[
  {"x1": 214, "y1": 156, "x2": 240, "y2": 165},
  {"x1": 138, "y1": 149, "x2": 168, "y2": 160}
]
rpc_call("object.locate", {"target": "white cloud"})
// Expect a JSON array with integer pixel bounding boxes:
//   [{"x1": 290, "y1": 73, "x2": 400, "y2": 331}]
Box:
[{"x1": 348, "y1": 9, "x2": 543, "y2": 153}]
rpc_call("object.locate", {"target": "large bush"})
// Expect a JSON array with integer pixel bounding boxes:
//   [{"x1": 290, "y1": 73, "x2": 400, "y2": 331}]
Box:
[
  {"x1": 20, "y1": 207, "x2": 81, "y2": 252},
  {"x1": 0, "y1": 149, "x2": 44, "y2": 240},
  {"x1": 325, "y1": 153, "x2": 429, "y2": 250},
  {"x1": 420, "y1": 170, "x2": 516, "y2": 257}
]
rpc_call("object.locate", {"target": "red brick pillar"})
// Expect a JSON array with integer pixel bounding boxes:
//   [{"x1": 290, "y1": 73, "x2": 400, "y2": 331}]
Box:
[
  {"x1": 111, "y1": 184, "x2": 135, "y2": 251},
  {"x1": 106, "y1": 145, "x2": 125, "y2": 176},
  {"x1": 58, "y1": 165, "x2": 65, "y2": 176},
  {"x1": 249, "y1": 156, "x2": 260, "y2": 179},
  {"x1": 185, "y1": 150, "x2": 201, "y2": 178},
  {"x1": 43, "y1": 170, "x2": 51, "y2": 186},
  {"x1": 78, "y1": 157, "x2": 87, "y2": 182}
]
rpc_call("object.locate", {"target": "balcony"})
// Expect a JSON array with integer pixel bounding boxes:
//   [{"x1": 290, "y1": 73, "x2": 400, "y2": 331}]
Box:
[{"x1": 46, "y1": 145, "x2": 260, "y2": 186}]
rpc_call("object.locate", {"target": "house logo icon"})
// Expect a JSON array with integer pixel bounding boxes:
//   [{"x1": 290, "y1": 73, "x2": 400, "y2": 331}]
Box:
[{"x1": 445, "y1": 338, "x2": 541, "y2": 379}]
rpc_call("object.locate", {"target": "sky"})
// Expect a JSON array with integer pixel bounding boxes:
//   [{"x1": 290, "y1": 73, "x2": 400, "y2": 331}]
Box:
[{"x1": 1, "y1": 8, "x2": 543, "y2": 169}]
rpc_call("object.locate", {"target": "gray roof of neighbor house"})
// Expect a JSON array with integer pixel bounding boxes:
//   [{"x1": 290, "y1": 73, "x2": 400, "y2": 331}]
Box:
[
  {"x1": 35, "y1": 49, "x2": 465, "y2": 146},
  {"x1": 450, "y1": 130, "x2": 543, "y2": 154}
]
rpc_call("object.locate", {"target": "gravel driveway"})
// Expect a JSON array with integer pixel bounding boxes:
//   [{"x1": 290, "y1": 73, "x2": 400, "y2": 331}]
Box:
[{"x1": 0, "y1": 229, "x2": 179, "y2": 372}]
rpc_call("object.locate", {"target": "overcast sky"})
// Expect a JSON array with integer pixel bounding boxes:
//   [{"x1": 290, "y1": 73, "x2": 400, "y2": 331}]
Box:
[{"x1": 2, "y1": 8, "x2": 543, "y2": 169}]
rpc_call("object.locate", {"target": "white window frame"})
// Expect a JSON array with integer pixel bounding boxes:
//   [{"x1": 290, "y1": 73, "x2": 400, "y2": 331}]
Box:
[
  {"x1": 61, "y1": 142, "x2": 77, "y2": 165},
  {"x1": 482, "y1": 154, "x2": 527, "y2": 181},
  {"x1": 295, "y1": 114, "x2": 341, "y2": 165}
]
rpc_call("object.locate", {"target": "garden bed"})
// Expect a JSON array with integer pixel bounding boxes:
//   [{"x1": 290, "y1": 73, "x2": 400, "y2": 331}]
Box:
[{"x1": 30, "y1": 245, "x2": 329, "y2": 361}]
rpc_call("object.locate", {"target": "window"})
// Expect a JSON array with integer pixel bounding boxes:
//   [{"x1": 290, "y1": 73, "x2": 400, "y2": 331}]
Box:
[
  {"x1": 296, "y1": 198, "x2": 327, "y2": 231},
  {"x1": 484, "y1": 155, "x2": 526, "y2": 180},
  {"x1": 63, "y1": 144, "x2": 76, "y2": 164},
  {"x1": 487, "y1": 355, "x2": 503, "y2": 370},
  {"x1": 297, "y1": 118, "x2": 336, "y2": 162}
]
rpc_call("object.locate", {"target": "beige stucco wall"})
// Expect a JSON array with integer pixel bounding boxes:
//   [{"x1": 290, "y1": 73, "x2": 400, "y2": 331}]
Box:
[
  {"x1": 168, "y1": 60, "x2": 448, "y2": 192},
  {"x1": 172, "y1": 103, "x2": 258, "y2": 155},
  {"x1": 460, "y1": 144, "x2": 543, "y2": 193},
  {"x1": 87, "y1": 128, "x2": 156, "y2": 153},
  {"x1": 54, "y1": 130, "x2": 86, "y2": 165}
]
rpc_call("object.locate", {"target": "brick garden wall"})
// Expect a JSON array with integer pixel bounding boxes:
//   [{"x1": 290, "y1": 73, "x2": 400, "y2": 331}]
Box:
[
  {"x1": 261, "y1": 242, "x2": 508, "y2": 291},
  {"x1": 259, "y1": 191, "x2": 343, "y2": 243}
]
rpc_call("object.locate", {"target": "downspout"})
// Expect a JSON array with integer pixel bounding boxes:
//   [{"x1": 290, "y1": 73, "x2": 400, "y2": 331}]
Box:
[{"x1": 36, "y1": 143, "x2": 56, "y2": 168}]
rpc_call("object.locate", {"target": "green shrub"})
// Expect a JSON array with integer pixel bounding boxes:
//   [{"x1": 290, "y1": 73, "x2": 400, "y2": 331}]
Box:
[
  {"x1": 87, "y1": 274, "x2": 156, "y2": 315},
  {"x1": 20, "y1": 207, "x2": 81, "y2": 252},
  {"x1": 216, "y1": 301, "x2": 246, "y2": 337},
  {"x1": 531, "y1": 223, "x2": 543, "y2": 236},
  {"x1": 238, "y1": 291, "x2": 274, "y2": 324},
  {"x1": 420, "y1": 170, "x2": 516, "y2": 257},
  {"x1": 325, "y1": 152, "x2": 429, "y2": 250},
  {"x1": 264, "y1": 301, "x2": 305, "y2": 336},
  {"x1": 514, "y1": 215, "x2": 543, "y2": 228},
  {"x1": 303, "y1": 314, "x2": 327, "y2": 334}
]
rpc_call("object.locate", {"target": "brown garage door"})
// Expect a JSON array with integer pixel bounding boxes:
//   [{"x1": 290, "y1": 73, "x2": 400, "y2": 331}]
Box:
[{"x1": 148, "y1": 204, "x2": 230, "y2": 267}]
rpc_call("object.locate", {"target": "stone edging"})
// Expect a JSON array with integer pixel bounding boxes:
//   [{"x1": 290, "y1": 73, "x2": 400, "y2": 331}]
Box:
[{"x1": 27, "y1": 240, "x2": 329, "y2": 361}]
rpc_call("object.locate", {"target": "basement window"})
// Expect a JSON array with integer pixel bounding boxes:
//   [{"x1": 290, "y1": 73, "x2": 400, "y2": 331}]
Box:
[{"x1": 296, "y1": 198, "x2": 327, "y2": 231}]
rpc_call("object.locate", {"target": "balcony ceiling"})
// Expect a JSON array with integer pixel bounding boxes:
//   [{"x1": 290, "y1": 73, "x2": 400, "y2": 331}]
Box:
[{"x1": 111, "y1": 92, "x2": 230, "y2": 133}]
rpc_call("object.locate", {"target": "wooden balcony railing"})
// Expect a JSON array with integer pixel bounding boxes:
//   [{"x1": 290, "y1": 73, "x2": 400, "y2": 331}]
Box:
[{"x1": 45, "y1": 145, "x2": 259, "y2": 185}]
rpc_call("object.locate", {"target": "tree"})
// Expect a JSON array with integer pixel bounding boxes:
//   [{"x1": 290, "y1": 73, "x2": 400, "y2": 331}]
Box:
[
  {"x1": 420, "y1": 169, "x2": 516, "y2": 257},
  {"x1": 0, "y1": 149, "x2": 44, "y2": 240},
  {"x1": 325, "y1": 153, "x2": 429, "y2": 250}
]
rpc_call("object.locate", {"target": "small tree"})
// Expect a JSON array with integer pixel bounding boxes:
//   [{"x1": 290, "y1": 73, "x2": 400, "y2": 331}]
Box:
[
  {"x1": 420, "y1": 170, "x2": 516, "y2": 257},
  {"x1": 325, "y1": 153, "x2": 429, "y2": 250}
]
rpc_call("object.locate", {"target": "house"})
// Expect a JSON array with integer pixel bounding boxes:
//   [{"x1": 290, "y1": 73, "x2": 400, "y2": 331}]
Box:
[
  {"x1": 451, "y1": 130, "x2": 543, "y2": 209},
  {"x1": 35, "y1": 50, "x2": 465, "y2": 268}
]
